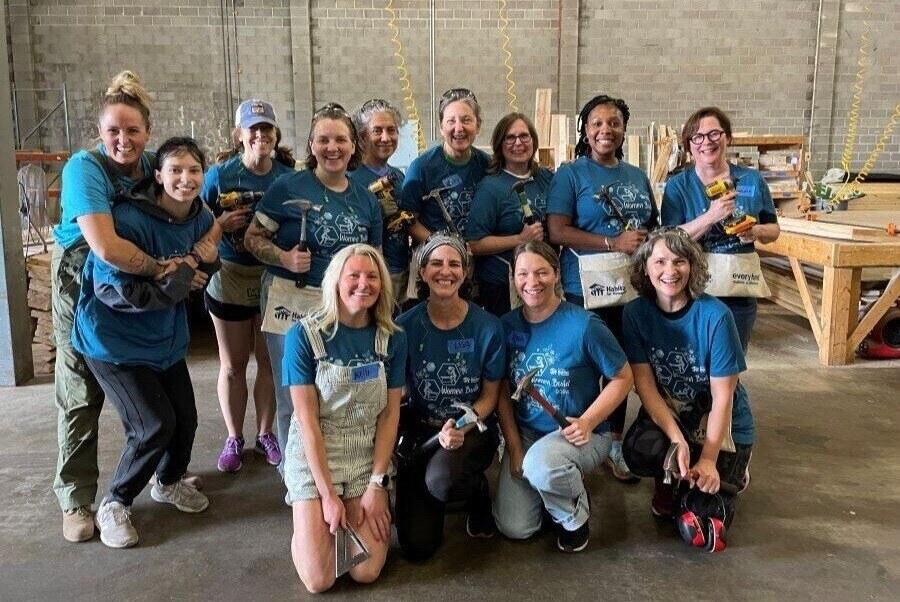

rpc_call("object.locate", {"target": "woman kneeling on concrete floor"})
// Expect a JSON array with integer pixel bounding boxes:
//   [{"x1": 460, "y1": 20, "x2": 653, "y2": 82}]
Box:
[
  {"x1": 493, "y1": 240, "x2": 633, "y2": 553},
  {"x1": 281, "y1": 244, "x2": 406, "y2": 592},
  {"x1": 621, "y1": 228, "x2": 754, "y2": 553},
  {"x1": 71, "y1": 137, "x2": 221, "y2": 548},
  {"x1": 394, "y1": 232, "x2": 505, "y2": 560}
]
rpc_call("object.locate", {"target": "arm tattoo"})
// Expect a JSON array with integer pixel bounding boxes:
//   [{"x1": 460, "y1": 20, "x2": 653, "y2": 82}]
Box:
[
  {"x1": 244, "y1": 216, "x2": 283, "y2": 267},
  {"x1": 127, "y1": 250, "x2": 162, "y2": 277}
]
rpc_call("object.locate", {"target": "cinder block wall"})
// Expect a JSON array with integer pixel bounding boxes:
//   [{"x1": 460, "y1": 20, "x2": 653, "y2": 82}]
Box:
[{"x1": 6, "y1": 0, "x2": 898, "y2": 175}]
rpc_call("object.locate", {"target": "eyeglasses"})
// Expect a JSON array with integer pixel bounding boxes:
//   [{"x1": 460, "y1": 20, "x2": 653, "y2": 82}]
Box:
[
  {"x1": 504, "y1": 133, "x2": 532, "y2": 145},
  {"x1": 689, "y1": 129, "x2": 725, "y2": 145},
  {"x1": 361, "y1": 98, "x2": 389, "y2": 111},
  {"x1": 440, "y1": 88, "x2": 478, "y2": 104},
  {"x1": 313, "y1": 102, "x2": 350, "y2": 119}
]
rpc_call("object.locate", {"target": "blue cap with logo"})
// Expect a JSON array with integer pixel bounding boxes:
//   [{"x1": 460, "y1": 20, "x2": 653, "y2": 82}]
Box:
[{"x1": 235, "y1": 99, "x2": 278, "y2": 129}]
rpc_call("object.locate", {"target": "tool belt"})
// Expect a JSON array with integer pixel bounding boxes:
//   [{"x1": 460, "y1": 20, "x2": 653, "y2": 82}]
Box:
[
  {"x1": 703, "y1": 252, "x2": 771, "y2": 298},
  {"x1": 571, "y1": 248, "x2": 638, "y2": 309}
]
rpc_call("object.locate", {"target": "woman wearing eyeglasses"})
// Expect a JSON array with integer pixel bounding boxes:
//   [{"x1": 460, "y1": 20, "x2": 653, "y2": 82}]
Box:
[
  {"x1": 400, "y1": 88, "x2": 489, "y2": 244},
  {"x1": 661, "y1": 107, "x2": 779, "y2": 351},
  {"x1": 467, "y1": 113, "x2": 553, "y2": 317},
  {"x1": 621, "y1": 228, "x2": 754, "y2": 553},
  {"x1": 244, "y1": 103, "x2": 383, "y2": 469},
  {"x1": 348, "y1": 99, "x2": 410, "y2": 306},
  {"x1": 546, "y1": 94, "x2": 658, "y2": 483}
]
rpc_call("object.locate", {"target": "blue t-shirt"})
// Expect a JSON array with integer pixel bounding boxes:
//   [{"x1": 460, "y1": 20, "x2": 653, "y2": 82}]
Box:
[
  {"x1": 396, "y1": 301, "x2": 506, "y2": 421},
  {"x1": 399, "y1": 145, "x2": 490, "y2": 234},
  {"x1": 282, "y1": 321, "x2": 407, "y2": 389},
  {"x1": 71, "y1": 197, "x2": 214, "y2": 370},
  {"x1": 466, "y1": 168, "x2": 554, "y2": 285},
  {"x1": 622, "y1": 294, "x2": 755, "y2": 445},
  {"x1": 501, "y1": 301, "x2": 627, "y2": 435},
  {"x1": 201, "y1": 155, "x2": 294, "y2": 265},
  {"x1": 661, "y1": 164, "x2": 777, "y2": 254},
  {"x1": 53, "y1": 146, "x2": 154, "y2": 250},
  {"x1": 547, "y1": 156, "x2": 659, "y2": 296},
  {"x1": 348, "y1": 164, "x2": 409, "y2": 274},
  {"x1": 254, "y1": 170, "x2": 382, "y2": 286}
]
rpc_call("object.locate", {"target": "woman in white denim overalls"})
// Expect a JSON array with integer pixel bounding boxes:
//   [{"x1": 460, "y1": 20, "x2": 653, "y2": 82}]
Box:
[{"x1": 280, "y1": 244, "x2": 407, "y2": 593}]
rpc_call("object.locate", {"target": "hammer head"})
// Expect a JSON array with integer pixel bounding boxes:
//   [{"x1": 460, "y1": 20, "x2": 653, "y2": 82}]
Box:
[
  {"x1": 422, "y1": 186, "x2": 453, "y2": 202},
  {"x1": 510, "y1": 179, "x2": 533, "y2": 195},
  {"x1": 450, "y1": 402, "x2": 486, "y2": 432},
  {"x1": 511, "y1": 367, "x2": 540, "y2": 402},
  {"x1": 284, "y1": 198, "x2": 323, "y2": 213},
  {"x1": 592, "y1": 185, "x2": 611, "y2": 203}
]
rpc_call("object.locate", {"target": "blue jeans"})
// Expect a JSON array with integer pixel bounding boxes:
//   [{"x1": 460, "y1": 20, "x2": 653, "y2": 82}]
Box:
[
  {"x1": 493, "y1": 427, "x2": 611, "y2": 538},
  {"x1": 720, "y1": 296, "x2": 757, "y2": 353}
]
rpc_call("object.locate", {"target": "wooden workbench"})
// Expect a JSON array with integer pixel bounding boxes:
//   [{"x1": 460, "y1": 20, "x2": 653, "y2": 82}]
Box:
[{"x1": 757, "y1": 232, "x2": 900, "y2": 366}]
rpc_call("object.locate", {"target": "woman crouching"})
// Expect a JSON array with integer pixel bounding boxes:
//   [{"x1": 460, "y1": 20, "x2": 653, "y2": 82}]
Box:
[
  {"x1": 621, "y1": 228, "x2": 754, "y2": 552},
  {"x1": 282, "y1": 244, "x2": 406, "y2": 592}
]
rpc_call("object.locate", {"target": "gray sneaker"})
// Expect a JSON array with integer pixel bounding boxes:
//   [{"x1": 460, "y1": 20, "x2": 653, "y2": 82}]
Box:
[
  {"x1": 95, "y1": 498, "x2": 138, "y2": 549},
  {"x1": 151, "y1": 480, "x2": 209, "y2": 513}
]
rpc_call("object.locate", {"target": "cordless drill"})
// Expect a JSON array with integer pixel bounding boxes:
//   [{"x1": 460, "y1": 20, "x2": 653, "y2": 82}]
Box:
[
  {"x1": 218, "y1": 190, "x2": 264, "y2": 211},
  {"x1": 705, "y1": 179, "x2": 756, "y2": 236},
  {"x1": 369, "y1": 174, "x2": 415, "y2": 234}
]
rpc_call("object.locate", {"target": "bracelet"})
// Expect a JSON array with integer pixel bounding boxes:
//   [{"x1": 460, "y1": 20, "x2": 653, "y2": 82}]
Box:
[
  {"x1": 188, "y1": 250, "x2": 203, "y2": 264},
  {"x1": 604, "y1": 236, "x2": 612, "y2": 251}
]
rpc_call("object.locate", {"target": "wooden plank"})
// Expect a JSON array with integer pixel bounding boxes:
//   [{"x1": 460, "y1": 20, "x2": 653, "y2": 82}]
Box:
[
  {"x1": 537, "y1": 147, "x2": 554, "y2": 169},
  {"x1": 819, "y1": 267, "x2": 861, "y2": 365},
  {"x1": 832, "y1": 241, "x2": 900, "y2": 268},
  {"x1": 815, "y1": 211, "x2": 898, "y2": 231},
  {"x1": 758, "y1": 235, "x2": 834, "y2": 266},
  {"x1": 534, "y1": 88, "x2": 552, "y2": 147},
  {"x1": 16, "y1": 150, "x2": 69, "y2": 163},
  {"x1": 730, "y1": 135, "x2": 806, "y2": 147},
  {"x1": 777, "y1": 216, "x2": 893, "y2": 242},
  {"x1": 789, "y1": 258, "x2": 823, "y2": 346},
  {"x1": 550, "y1": 114, "x2": 568, "y2": 170},
  {"x1": 627, "y1": 135, "x2": 641, "y2": 168},
  {"x1": 849, "y1": 272, "x2": 900, "y2": 351}
]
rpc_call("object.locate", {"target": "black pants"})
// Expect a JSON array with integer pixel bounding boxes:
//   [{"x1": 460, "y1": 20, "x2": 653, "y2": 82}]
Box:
[
  {"x1": 564, "y1": 294, "x2": 627, "y2": 435},
  {"x1": 85, "y1": 358, "x2": 198, "y2": 506},
  {"x1": 623, "y1": 409, "x2": 752, "y2": 528},
  {"x1": 394, "y1": 410, "x2": 499, "y2": 561},
  {"x1": 475, "y1": 278, "x2": 512, "y2": 318}
]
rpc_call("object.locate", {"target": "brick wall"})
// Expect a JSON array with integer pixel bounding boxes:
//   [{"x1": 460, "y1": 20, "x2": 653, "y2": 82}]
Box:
[{"x1": 6, "y1": 0, "x2": 898, "y2": 174}]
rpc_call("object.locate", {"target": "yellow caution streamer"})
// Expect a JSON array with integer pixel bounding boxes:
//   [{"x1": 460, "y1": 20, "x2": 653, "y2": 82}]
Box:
[
  {"x1": 839, "y1": 2, "x2": 872, "y2": 178},
  {"x1": 498, "y1": 0, "x2": 519, "y2": 112},
  {"x1": 385, "y1": 0, "x2": 426, "y2": 154}
]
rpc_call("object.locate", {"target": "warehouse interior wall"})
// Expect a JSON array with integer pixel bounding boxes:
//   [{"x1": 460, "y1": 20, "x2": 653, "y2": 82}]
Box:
[{"x1": 5, "y1": 1, "x2": 898, "y2": 178}]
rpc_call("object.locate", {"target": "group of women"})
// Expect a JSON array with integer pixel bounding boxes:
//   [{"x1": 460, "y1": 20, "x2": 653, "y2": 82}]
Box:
[{"x1": 51, "y1": 70, "x2": 778, "y2": 590}]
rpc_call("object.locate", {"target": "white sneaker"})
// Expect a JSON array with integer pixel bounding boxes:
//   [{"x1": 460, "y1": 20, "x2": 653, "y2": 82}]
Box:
[
  {"x1": 151, "y1": 480, "x2": 209, "y2": 513},
  {"x1": 95, "y1": 498, "x2": 138, "y2": 549}
]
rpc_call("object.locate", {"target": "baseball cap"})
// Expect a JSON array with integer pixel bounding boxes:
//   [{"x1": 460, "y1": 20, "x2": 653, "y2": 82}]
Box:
[{"x1": 235, "y1": 99, "x2": 278, "y2": 129}]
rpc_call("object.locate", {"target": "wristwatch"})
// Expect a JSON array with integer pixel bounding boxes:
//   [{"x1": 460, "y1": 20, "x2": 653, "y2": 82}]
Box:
[{"x1": 369, "y1": 473, "x2": 390, "y2": 488}]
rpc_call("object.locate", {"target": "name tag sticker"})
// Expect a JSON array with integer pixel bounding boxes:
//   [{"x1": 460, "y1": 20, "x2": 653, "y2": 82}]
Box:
[
  {"x1": 442, "y1": 173, "x2": 463, "y2": 189},
  {"x1": 448, "y1": 339, "x2": 475, "y2": 354},
  {"x1": 508, "y1": 331, "x2": 528, "y2": 347},
  {"x1": 351, "y1": 363, "x2": 379, "y2": 383},
  {"x1": 736, "y1": 184, "x2": 756, "y2": 197}
]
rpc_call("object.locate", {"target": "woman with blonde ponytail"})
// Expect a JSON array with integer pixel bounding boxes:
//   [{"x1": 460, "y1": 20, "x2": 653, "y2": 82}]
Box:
[{"x1": 51, "y1": 70, "x2": 221, "y2": 544}]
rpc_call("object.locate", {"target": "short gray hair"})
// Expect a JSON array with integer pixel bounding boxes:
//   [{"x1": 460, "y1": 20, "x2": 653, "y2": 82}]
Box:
[
  {"x1": 353, "y1": 98, "x2": 404, "y2": 140},
  {"x1": 628, "y1": 227, "x2": 709, "y2": 300}
]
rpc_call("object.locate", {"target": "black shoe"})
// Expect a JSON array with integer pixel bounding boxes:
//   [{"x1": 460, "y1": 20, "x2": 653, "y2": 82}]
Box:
[
  {"x1": 466, "y1": 510, "x2": 497, "y2": 538},
  {"x1": 557, "y1": 521, "x2": 590, "y2": 553}
]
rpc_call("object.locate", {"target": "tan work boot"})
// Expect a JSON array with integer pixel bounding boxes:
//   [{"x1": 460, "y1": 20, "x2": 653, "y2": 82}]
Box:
[{"x1": 63, "y1": 505, "x2": 95, "y2": 542}]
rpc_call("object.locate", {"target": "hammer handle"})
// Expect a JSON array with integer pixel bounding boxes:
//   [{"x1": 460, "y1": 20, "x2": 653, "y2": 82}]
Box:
[{"x1": 526, "y1": 387, "x2": 571, "y2": 428}]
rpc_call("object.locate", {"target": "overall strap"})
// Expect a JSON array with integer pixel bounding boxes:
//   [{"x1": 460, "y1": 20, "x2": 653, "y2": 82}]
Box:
[
  {"x1": 300, "y1": 317, "x2": 327, "y2": 360},
  {"x1": 88, "y1": 150, "x2": 156, "y2": 194}
]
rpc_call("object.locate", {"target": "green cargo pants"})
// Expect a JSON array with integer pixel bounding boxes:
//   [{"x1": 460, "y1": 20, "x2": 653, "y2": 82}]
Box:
[{"x1": 51, "y1": 242, "x2": 104, "y2": 511}]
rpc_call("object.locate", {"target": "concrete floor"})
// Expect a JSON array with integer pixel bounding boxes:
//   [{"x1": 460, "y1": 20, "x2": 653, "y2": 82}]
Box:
[{"x1": 1, "y1": 305, "x2": 897, "y2": 601}]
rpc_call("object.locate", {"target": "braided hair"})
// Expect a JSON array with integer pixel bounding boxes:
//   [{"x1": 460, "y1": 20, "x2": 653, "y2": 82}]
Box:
[{"x1": 574, "y1": 94, "x2": 630, "y2": 160}]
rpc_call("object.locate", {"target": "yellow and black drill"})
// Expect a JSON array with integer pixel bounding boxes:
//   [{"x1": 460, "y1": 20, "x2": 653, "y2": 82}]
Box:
[
  {"x1": 705, "y1": 179, "x2": 756, "y2": 236},
  {"x1": 218, "y1": 190, "x2": 264, "y2": 211},
  {"x1": 369, "y1": 173, "x2": 415, "y2": 234}
]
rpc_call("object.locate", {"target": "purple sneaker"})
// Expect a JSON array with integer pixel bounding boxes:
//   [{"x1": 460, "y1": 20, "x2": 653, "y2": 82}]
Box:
[
  {"x1": 217, "y1": 436, "x2": 244, "y2": 473},
  {"x1": 255, "y1": 432, "x2": 282, "y2": 466}
]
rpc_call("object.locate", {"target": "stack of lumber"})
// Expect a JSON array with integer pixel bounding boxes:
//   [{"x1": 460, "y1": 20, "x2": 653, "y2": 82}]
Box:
[
  {"x1": 26, "y1": 252, "x2": 55, "y2": 374},
  {"x1": 777, "y1": 212, "x2": 897, "y2": 242},
  {"x1": 534, "y1": 88, "x2": 573, "y2": 170}
]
